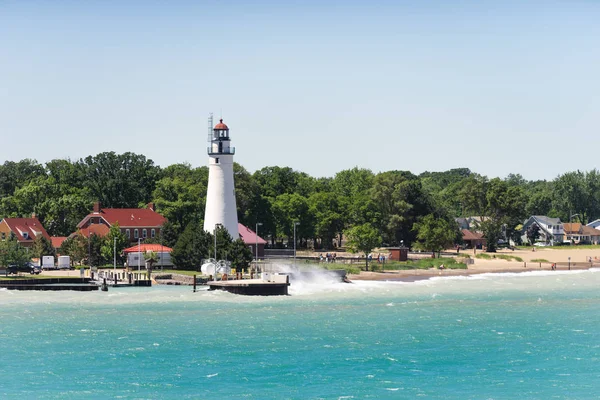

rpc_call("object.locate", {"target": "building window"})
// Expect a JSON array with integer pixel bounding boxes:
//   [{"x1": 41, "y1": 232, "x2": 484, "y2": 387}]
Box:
[
  {"x1": 151, "y1": 229, "x2": 156, "y2": 238},
  {"x1": 142, "y1": 229, "x2": 147, "y2": 238},
  {"x1": 1, "y1": 232, "x2": 5, "y2": 240},
  {"x1": 134, "y1": 229, "x2": 139, "y2": 239},
  {"x1": 126, "y1": 229, "x2": 130, "y2": 239}
]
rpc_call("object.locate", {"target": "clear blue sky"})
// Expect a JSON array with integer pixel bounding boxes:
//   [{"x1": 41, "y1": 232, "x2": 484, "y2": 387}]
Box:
[{"x1": 1, "y1": 1, "x2": 598, "y2": 180}]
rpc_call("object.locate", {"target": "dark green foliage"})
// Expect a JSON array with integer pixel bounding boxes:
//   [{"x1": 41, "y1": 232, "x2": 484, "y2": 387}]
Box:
[
  {"x1": 61, "y1": 234, "x2": 87, "y2": 266},
  {"x1": 2, "y1": 151, "x2": 600, "y2": 257},
  {"x1": 100, "y1": 223, "x2": 129, "y2": 265},
  {"x1": 526, "y1": 224, "x2": 541, "y2": 245},
  {"x1": 0, "y1": 234, "x2": 30, "y2": 267},
  {"x1": 344, "y1": 223, "x2": 381, "y2": 270},
  {"x1": 370, "y1": 170, "x2": 435, "y2": 247},
  {"x1": 78, "y1": 151, "x2": 160, "y2": 208},
  {"x1": 413, "y1": 214, "x2": 460, "y2": 255},
  {"x1": 88, "y1": 234, "x2": 104, "y2": 267},
  {"x1": 32, "y1": 235, "x2": 56, "y2": 260},
  {"x1": 171, "y1": 221, "x2": 212, "y2": 270},
  {"x1": 229, "y1": 238, "x2": 254, "y2": 271}
]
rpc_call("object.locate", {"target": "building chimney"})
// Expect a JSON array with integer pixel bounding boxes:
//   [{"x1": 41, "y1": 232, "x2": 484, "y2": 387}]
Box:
[
  {"x1": 31, "y1": 212, "x2": 36, "y2": 219},
  {"x1": 147, "y1": 202, "x2": 155, "y2": 211},
  {"x1": 93, "y1": 202, "x2": 101, "y2": 213}
]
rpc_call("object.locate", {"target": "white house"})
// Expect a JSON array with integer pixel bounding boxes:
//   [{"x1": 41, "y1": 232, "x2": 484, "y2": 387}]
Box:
[
  {"x1": 587, "y1": 219, "x2": 600, "y2": 230},
  {"x1": 521, "y1": 216, "x2": 564, "y2": 245}
]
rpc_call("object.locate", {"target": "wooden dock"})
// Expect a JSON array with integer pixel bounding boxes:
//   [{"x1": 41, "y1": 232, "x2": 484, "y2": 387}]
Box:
[{"x1": 208, "y1": 274, "x2": 290, "y2": 296}]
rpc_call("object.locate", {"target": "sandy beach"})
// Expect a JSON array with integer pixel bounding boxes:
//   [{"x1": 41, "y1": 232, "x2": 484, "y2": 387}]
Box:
[{"x1": 349, "y1": 247, "x2": 600, "y2": 281}]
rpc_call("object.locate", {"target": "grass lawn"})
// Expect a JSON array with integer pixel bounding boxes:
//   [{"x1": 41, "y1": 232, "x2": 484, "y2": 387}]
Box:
[
  {"x1": 370, "y1": 257, "x2": 467, "y2": 271},
  {"x1": 475, "y1": 253, "x2": 523, "y2": 262}
]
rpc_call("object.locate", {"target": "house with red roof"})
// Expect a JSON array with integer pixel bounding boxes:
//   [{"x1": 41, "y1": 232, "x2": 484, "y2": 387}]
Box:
[
  {"x1": 76, "y1": 202, "x2": 167, "y2": 243},
  {"x1": 123, "y1": 243, "x2": 174, "y2": 268},
  {"x1": 0, "y1": 215, "x2": 50, "y2": 247},
  {"x1": 461, "y1": 229, "x2": 486, "y2": 249}
]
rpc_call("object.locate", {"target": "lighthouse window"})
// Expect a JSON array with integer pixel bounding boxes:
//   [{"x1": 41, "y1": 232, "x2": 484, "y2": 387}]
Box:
[{"x1": 216, "y1": 158, "x2": 219, "y2": 164}]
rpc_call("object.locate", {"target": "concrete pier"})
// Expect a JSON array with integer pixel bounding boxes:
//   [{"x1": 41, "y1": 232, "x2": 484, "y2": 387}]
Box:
[{"x1": 208, "y1": 274, "x2": 290, "y2": 296}]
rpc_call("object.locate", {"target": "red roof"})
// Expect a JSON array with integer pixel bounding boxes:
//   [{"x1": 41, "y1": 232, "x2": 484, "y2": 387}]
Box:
[
  {"x1": 238, "y1": 223, "x2": 267, "y2": 245},
  {"x1": 1, "y1": 217, "x2": 50, "y2": 243},
  {"x1": 214, "y1": 119, "x2": 229, "y2": 130},
  {"x1": 123, "y1": 244, "x2": 173, "y2": 254},
  {"x1": 51, "y1": 236, "x2": 68, "y2": 248},
  {"x1": 79, "y1": 224, "x2": 110, "y2": 237},
  {"x1": 462, "y1": 229, "x2": 485, "y2": 241},
  {"x1": 78, "y1": 208, "x2": 166, "y2": 229}
]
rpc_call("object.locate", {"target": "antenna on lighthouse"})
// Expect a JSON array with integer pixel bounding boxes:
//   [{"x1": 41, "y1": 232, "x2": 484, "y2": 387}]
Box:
[{"x1": 207, "y1": 112, "x2": 213, "y2": 143}]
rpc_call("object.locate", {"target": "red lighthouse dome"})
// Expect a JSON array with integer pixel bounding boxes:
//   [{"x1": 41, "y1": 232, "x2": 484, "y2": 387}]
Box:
[{"x1": 214, "y1": 119, "x2": 228, "y2": 130}]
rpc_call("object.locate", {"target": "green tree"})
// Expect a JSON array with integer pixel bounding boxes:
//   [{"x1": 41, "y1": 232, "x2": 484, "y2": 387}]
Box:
[
  {"x1": 32, "y1": 235, "x2": 56, "y2": 261},
  {"x1": 61, "y1": 234, "x2": 88, "y2": 266},
  {"x1": 144, "y1": 251, "x2": 159, "y2": 271},
  {"x1": 308, "y1": 192, "x2": 344, "y2": 250},
  {"x1": 0, "y1": 234, "x2": 30, "y2": 267},
  {"x1": 87, "y1": 234, "x2": 104, "y2": 267},
  {"x1": 101, "y1": 223, "x2": 128, "y2": 266},
  {"x1": 0, "y1": 159, "x2": 45, "y2": 198},
  {"x1": 345, "y1": 223, "x2": 382, "y2": 271},
  {"x1": 229, "y1": 238, "x2": 254, "y2": 272},
  {"x1": 171, "y1": 221, "x2": 212, "y2": 270},
  {"x1": 412, "y1": 214, "x2": 459, "y2": 257},
  {"x1": 271, "y1": 193, "x2": 312, "y2": 247},
  {"x1": 152, "y1": 163, "x2": 207, "y2": 235},
  {"x1": 78, "y1": 151, "x2": 161, "y2": 208},
  {"x1": 370, "y1": 171, "x2": 434, "y2": 247},
  {"x1": 460, "y1": 177, "x2": 526, "y2": 252},
  {"x1": 526, "y1": 224, "x2": 541, "y2": 245}
]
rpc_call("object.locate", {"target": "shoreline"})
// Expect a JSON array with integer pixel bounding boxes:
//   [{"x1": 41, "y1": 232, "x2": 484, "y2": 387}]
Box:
[{"x1": 348, "y1": 260, "x2": 599, "y2": 282}]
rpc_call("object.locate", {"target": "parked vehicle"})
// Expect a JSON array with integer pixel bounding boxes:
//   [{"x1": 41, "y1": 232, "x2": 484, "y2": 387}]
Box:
[
  {"x1": 42, "y1": 255, "x2": 56, "y2": 270},
  {"x1": 58, "y1": 256, "x2": 72, "y2": 270},
  {"x1": 7, "y1": 262, "x2": 41, "y2": 275}
]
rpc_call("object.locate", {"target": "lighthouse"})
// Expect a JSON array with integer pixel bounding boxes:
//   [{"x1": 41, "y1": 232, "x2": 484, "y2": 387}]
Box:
[{"x1": 203, "y1": 118, "x2": 239, "y2": 238}]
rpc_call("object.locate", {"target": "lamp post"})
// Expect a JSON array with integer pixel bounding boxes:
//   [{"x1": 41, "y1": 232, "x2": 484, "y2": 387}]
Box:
[
  {"x1": 113, "y1": 236, "x2": 116, "y2": 274},
  {"x1": 137, "y1": 237, "x2": 142, "y2": 272},
  {"x1": 88, "y1": 231, "x2": 91, "y2": 277},
  {"x1": 293, "y1": 222, "x2": 300, "y2": 265},
  {"x1": 569, "y1": 213, "x2": 580, "y2": 245},
  {"x1": 160, "y1": 230, "x2": 163, "y2": 272},
  {"x1": 255, "y1": 222, "x2": 263, "y2": 276},
  {"x1": 214, "y1": 223, "x2": 222, "y2": 278}
]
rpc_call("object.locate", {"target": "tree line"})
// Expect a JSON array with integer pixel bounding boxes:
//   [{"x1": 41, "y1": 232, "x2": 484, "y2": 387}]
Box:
[{"x1": 1, "y1": 153, "x2": 599, "y2": 263}]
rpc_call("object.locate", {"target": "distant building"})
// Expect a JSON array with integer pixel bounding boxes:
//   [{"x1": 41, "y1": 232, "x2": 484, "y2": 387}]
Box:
[
  {"x1": 587, "y1": 219, "x2": 600, "y2": 230},
  {"x1": 51, "y1": 236, "x2": 68, "y2": 253},
  {"x1": 0, "y1": 215, "x2": 50, "y2": 247},
  {"x1": 521, "y1": 216, "x2": 564, "y2": 245},
  {"x1": 123, "y1": 243, "x2": 173, "y2": 268},
  {"x1": 461, "y1": 229, "x2": 486, "y2": 249},
  {"x1": 238, "y1": 223, "x2": 267, "y2": 258},
  {"x1": 76, "y1": 202, "x2": 166, "y2": 243},
  {"x1": 564, "y1": 223, "x2": 600, "y2": 245}
]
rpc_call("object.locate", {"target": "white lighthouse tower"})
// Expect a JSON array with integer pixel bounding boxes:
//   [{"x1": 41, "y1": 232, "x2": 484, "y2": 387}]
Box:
[{"x1": 203, "y1": 117, "x2": 239, "y2": 238}]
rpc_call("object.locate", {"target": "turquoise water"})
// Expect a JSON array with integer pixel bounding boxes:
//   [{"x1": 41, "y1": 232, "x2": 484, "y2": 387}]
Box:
[{"x1": 1, "y1": 270, "x2": 600, "y2": 399}]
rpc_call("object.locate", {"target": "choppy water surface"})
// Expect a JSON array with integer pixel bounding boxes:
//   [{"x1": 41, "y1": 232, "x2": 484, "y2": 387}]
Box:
[{"x1": 1, "y1": 269, "x2": 600, "y2": 399}]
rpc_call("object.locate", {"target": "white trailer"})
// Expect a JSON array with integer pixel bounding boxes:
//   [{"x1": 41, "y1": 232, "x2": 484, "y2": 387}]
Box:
[
  {"x1": 42, "y1": 255, "x2": 56, "y2": 270},
  {"x1": 58, "y1": 255, "x2": 71, "y2": 270}
]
